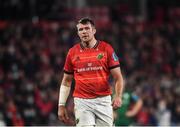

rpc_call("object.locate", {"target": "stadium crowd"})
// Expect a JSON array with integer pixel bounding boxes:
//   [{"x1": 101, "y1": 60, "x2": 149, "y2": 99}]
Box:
[{"x1": 0, "y1": 4, "x2": 180, "y2": 126}]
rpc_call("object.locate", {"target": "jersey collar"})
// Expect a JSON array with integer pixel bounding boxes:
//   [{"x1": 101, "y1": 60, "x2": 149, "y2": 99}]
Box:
[{"x1": 80, "y1": 41, "x2": 99, "y2": 50}]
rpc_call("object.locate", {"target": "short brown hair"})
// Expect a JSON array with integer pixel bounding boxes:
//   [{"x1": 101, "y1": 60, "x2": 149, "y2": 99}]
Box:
[{"x1": 77, "y1": 17, "x2": 95, "y2": 27}]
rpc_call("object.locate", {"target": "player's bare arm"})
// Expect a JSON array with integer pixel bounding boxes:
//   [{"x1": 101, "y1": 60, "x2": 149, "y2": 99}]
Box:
[
  {"x1": 126, "y1": 97, "x2": 143, "y2": 117},
  {"x1": 110, "y1": 67, "x2": 124, "y2": 109},
  {"x1": 58, "y1": 73, "x2": 73, "y2": 123}
]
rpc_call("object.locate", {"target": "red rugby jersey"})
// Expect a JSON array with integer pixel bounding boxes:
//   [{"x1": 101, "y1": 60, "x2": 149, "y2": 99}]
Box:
[{"x1": 64, "y1": 41, "x2": 120, "y2": 98}]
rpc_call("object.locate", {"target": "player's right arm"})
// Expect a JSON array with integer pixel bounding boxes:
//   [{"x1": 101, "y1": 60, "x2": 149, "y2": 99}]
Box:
[{"x1": 58, "y1": 73, "x2": 73, "y2": 123}]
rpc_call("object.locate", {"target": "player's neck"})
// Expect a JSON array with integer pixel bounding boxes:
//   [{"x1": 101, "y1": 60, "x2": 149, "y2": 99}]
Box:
[{"x1": 82, "y1": 38, "x2": 97, "y2": 49}]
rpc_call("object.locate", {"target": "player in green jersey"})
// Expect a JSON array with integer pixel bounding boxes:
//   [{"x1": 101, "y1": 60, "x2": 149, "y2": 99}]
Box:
[{"x1": 114, "y1": 89, "x2": 143, "y2": 126}]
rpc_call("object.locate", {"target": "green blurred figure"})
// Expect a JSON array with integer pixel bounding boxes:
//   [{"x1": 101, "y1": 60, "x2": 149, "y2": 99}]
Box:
[{"x1": 113, "y1": 88, "x2": 143, "y2": 126}]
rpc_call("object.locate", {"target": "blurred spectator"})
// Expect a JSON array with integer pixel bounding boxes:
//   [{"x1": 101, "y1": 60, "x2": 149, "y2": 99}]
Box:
[{"x1": 155, "y1": 99, "x2": 171, "y2": 126}]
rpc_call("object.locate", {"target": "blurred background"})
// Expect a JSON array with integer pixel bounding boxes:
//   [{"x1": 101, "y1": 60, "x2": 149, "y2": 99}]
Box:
[{"x1": 0, "y1": 0, "x2": 180, "y2": 126}]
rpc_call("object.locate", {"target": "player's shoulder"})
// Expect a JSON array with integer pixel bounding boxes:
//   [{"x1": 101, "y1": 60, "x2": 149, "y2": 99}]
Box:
[
  {"x1": 99, "y1": 40, "x2": 113, "y2": 49},
  {"x1": 68, "y1": 43, "x2": 81, "y2": 52}
]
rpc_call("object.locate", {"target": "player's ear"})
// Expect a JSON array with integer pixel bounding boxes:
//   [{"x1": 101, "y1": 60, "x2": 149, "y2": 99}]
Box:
[
  {"x1": 93, "y1": 28, "x2": 96, "y2": 34},
  {"x1": 76, "y1": 27, "x2": 80, "y2": 36},
  {"x1": 76, "y1": 25, "x2": 80, "y2": 34},
  {"x1": 77, "y1": 31, "x2": 80, "y2": 37}
]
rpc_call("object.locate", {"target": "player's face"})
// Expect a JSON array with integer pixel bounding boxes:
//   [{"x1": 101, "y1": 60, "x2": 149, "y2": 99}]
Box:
[{"x1": 77, "y1": 23, "x2": 96, "y2": 42}]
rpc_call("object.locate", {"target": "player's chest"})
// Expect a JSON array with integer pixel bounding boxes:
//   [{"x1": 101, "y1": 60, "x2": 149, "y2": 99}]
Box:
[{"x1": 72, "y1": 50, "x2": 107, "y2": 68}]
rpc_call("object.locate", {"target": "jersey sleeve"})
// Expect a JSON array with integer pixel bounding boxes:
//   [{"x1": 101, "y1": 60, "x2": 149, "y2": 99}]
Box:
[
  {"x1": 64, "y1": 49, "x2": 74, "y2": 74},
  {"x1": 131, "y1": 93, "x2": 139, "y2": 102},
  {"x1": 107, "y1": 44, "x2": 120, "y2": 69}
]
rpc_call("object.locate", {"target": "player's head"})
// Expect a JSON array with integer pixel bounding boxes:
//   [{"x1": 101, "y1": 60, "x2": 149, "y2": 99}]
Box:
[
  {"x1": 77, "y1": 17, "x2": 95, "y2": 27},
  {"x1": 76, "y1": 17, "x2": 96, "y2": 42}
]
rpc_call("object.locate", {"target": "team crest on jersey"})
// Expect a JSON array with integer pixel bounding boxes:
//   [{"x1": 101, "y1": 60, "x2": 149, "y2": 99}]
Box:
[
  {"x1": 97, "y1": 53, "x2": 103, "y2": 60},
  {"x1": 112, "y1": 52, "x2": 118, "y2": 61}
]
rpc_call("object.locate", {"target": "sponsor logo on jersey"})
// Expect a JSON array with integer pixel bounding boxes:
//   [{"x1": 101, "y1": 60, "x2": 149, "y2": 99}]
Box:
[
  {"x1": 112, "y1": 52, "x2": 118, "y2": 61},
  {"x1": 87, "y1": 62, "x2": 92, "y2": 67},
  {"x1": 77, "y1": 66, "x2": 103, "y2": 72}
]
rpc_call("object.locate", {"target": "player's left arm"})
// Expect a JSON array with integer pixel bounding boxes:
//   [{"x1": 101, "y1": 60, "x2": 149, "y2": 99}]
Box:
[
  {"x1": 111, "y1": 67, "x2": 124, "y2": 109},
  {"x1": 126, "y1": 94, "x2": 143, "y2": 117}
]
